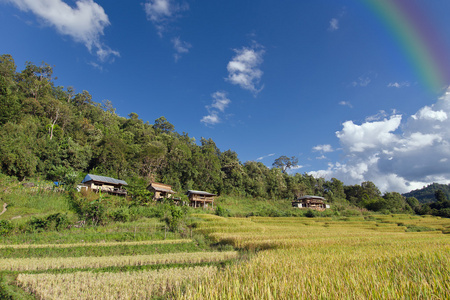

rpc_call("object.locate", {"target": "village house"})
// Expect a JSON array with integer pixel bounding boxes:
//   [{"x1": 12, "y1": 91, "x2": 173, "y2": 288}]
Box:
[
  {"x1": 292, "y1": 195, "x2": 330, "y2": 211},
  {"x1": 147, "y1": 182, "x2": 176, "y2": 201},
  {"x1": 78, "y1": 174, "x2": 128, "y2": 196},
  {"x1": 187, "y1": 190, "x2": 216, "y2": 209}
]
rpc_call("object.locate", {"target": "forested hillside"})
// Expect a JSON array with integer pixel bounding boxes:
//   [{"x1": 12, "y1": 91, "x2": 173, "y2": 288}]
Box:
[
  {"x1": 0, "y1": 54, "x2": 442, "y2": 215},
  {"x1": 403, "y1": 183, "x2": 450, "y2": 204}
]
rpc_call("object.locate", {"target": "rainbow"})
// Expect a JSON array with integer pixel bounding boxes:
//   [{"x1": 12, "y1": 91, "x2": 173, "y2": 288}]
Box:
[{"x1": 363, "y1": 0, "x2": 450, "y2": 92}]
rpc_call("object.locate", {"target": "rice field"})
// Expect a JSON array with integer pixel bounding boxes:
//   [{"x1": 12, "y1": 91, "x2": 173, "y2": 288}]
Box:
[
  {"x1": 1, "y1": 251, "x2": 238, "y2": 271},
  {"x1": 17, "y1": 266, "x2": 217, "y2": 300},
  {"x1": 168, "y1": 214, "x2": 450, "y2": 299},
  {"x1": 2, "y1": 214, "x2": 450, "y2": 299},
  {"x1": 0, "y1": 238, "x2": 193, "y2": 249}
]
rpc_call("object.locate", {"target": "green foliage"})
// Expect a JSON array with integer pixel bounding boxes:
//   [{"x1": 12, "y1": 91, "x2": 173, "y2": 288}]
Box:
[
  {"x1": 0, "y1": 220, "x2": 13, "y2": 236},
  {"x1": 23, "y1": 213, "x2": 69, "y2": 233},
  {"x1": 304, "y1": 209, "x2": 316, "y2": 218},
  {"x1": 163, "y1": 205, "x2": 185, "y2": 232},
  {"x1": 403, "y1": 183, "x2": 450, "y2": 204},
  {"x1": 109, "y1": 207, "x2": 131, "y2": 222},
  {"x1": 70, "y1": 190, "x2": 106, "y2": 226},
  {"x1": 215, "y1": 205, "x2": 230, "y2": 217},
  {"x1": 272, "y1": 156, "x2": 298, "y2": 173}
]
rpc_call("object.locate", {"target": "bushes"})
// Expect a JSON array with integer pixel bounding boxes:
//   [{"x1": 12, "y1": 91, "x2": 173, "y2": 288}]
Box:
[
  {"x1": 109, "y1": 207, "x2": 131, "y2": 222},
  {"x1": 24, "y1": 213, "x2": 69, "y2": 233},
  {"x1": 215, "y1": 206, "x2": 230, "y2": 217},
  {"x1": 0, "y1": 220, "x2": 13, "y2": 236},
  {"x1": 163, "y1": 206, "x2": 185, "y2": 232}
]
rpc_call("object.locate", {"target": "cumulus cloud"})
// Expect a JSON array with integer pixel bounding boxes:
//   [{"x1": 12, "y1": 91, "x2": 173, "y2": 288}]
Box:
[
  {"x1": 7, "y1": 0, "x2": 119, "y2": 61},
  {"x1": 412, "y1": 106, "x2": 447, "y2": 122},
  {"x1": 309, "y1": 87, "x2": 450, "y2": 193},
  {"x1": 200, "y1": 113, "x2": 220, "y2": 125},
  {"x1": 226, "y1": 45, "x2": 265, "y2": 94},
  {"x1": 336, "y1": 115, "x2": 401, "y2": 152},
  {"x1": 313, "y1": 144, "x2": 334, "y2": 153},
  {"x1": 144, "y1": 0, "x2": 187, "y2": 36},
  {"x1": 201, "y1": 91, "x2": 231, "y2": 126},
  {"x1": 172, "y1": 37, "x2": 191, "y2": 61},
  {"x1": 210, "y1": 91, "x2": 230, "y2": 112}
]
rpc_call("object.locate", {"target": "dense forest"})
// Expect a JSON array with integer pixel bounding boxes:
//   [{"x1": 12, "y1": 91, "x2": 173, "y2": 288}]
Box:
[
  {"x1": 403, "y1": 183, "x2": 450, "y2": 203},
  {"x1": 0, "y1": 54, "x2": 449, "y2": 217}
]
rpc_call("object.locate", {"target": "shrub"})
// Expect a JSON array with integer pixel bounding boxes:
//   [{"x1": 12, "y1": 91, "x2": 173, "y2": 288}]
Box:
[
  {"x1": 0, "y1": 220, "x2": 13, "y2": 236},
  {"x1": 109, "y1": 207, "x2": 131, "y2": 222},
  {"x1": 163, "y1": 206, "x2": 184, "y2": 232},
  {"x1": 215, "y1": 206, "x2": 230, "y2": 217},
  {"x1": 25, "y1": 217, "x2": 48, "y2": 233},
  {"x1": 304, "y1": 209, "x2": 316, "y2": 218},
  {"x1": 46, "y1": 213, "x2": 69, "y2": 231}
]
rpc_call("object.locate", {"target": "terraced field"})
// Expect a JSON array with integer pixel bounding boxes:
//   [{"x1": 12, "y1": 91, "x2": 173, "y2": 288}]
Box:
[
  {"x1": 172, "y1": 214, "x2": 450, "y2": 299},
  {"x1": 1, "y1": 214, "x2": 449, "y2": 299},
  {"x1": 0, "y1": 233, "x2": 238, "y2": 299}
]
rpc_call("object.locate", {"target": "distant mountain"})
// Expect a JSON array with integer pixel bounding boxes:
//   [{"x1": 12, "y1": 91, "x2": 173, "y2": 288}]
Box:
[{"x1": 403, "y1": 183, "x2": 450, "y2": 204}]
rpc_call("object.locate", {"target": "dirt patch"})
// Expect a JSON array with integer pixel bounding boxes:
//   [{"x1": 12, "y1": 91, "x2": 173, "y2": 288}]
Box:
[{"x1": 0, "y1": 202, "x2": 7, "y2": 216}]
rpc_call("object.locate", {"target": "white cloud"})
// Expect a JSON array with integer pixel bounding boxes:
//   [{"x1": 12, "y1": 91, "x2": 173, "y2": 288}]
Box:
[
  {"x1": 313, "y1": 144, "x2": 334, "y2": 153},
  {"x1": 336, "y1": 115, "x2": 401, "y2": 152},
  {"x1": 257, "y1": 153, "x2": 275, "y2": 161},
  {"x1": 309, "y1": 87, "x2": 450, "y2": 193},
  {"x1": 7, "y1": 0, "x2": 119, "y2": 61},
  {"x1": 365, "y1": 110, "x2": 388, "y2": 122},
  {"x1": 210, "y1": 91, "x2": 230, "y2": 112},
  {"x1": 339, "y1": 101, "x2": 352, "y2": 108},
  {"x1": 412, "y1": 106, "x2": 447, "y2": 121},
  {"x1": 328, "y1": 8, "x2": 345, "y2": 32},
  {"x1": 328, "y1": 18, "x2": 339, "y2": 31},
  {"x1": 200, "y1": 112, "x2": 220, "y2": 125},
  {"x1": 226, "y1": 45, "x2": 265, "y2": 94},
  {"x1": 351, "y1": 72, "x2": 376, "y2": 87},
  {"x1": 172, "y1": 37, "x2": 191, "y2": 61},
  {"x1": 201, "y1": 91, "x2": 231, "y2": 126},
  {"x1": 388, "y1": 81, "x2": 410, "y2": 88},
  {"x1": 144, "y1": 0, "x2": 187, "y2": 36}
]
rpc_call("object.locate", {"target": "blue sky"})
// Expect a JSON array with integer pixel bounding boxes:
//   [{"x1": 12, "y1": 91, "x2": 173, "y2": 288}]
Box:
[{"x1": 1, "y1": 0, "x2": 450, "y2": 193}]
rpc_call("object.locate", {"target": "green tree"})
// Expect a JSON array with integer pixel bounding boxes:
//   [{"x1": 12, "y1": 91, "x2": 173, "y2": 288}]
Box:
[
  {"x1": 272, "y1": 156, "x2": 298, "y2": 173},
  {"x1": 0, "y1": 54, "x2": 21, "y2": 125},
  {"x1": 153, "y1": 116, "x2": 175, "y2": 134}
]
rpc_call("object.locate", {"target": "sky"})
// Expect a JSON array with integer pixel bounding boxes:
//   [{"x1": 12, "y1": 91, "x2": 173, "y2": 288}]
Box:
[{"x1": 1, "y1": 0, "x2": 450, "y2": 193}]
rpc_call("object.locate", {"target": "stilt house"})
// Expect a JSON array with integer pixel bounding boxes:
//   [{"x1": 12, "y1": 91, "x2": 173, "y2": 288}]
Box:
[
  {"x1": 187, "y1": 190, "x2": 216, "y2": 209},
  {"x1": 147, "y1": 183, "x2": 176, "y2": 201},
  {"x1": 79, "y1": 174, "x2": 128, "y2": 196},
  {"x1": 292, "y1": 195, "x2": 330, "y2": 211}
]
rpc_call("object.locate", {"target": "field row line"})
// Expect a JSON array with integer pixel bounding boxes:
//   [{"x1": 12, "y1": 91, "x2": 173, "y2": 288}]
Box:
[
  {"x1": 0, "y1": 251, "x2": 238, "y2": 271},
  {"x1": 0, "y1": 238, "x2": 193, "y2": 249}
]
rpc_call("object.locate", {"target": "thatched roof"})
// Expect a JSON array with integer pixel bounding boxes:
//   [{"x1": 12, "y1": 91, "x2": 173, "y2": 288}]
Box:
[{"x1": 148, "y1": 183, "x2": 176, "y2": 194}]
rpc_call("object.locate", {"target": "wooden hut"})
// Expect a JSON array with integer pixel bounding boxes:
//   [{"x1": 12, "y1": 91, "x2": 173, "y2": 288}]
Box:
[
  {"x1": 147, "y1": 182, "x2": 176, "y2": 201},
  {"x1": 79, "y1": 174, "x2": 128, "y2": 196},
  {"x1": 292, "y1": 195, "x2": 330, "y2": 211},
  {"x1": 187, "y1": 190, "x2": 216, "y2": 209}
]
